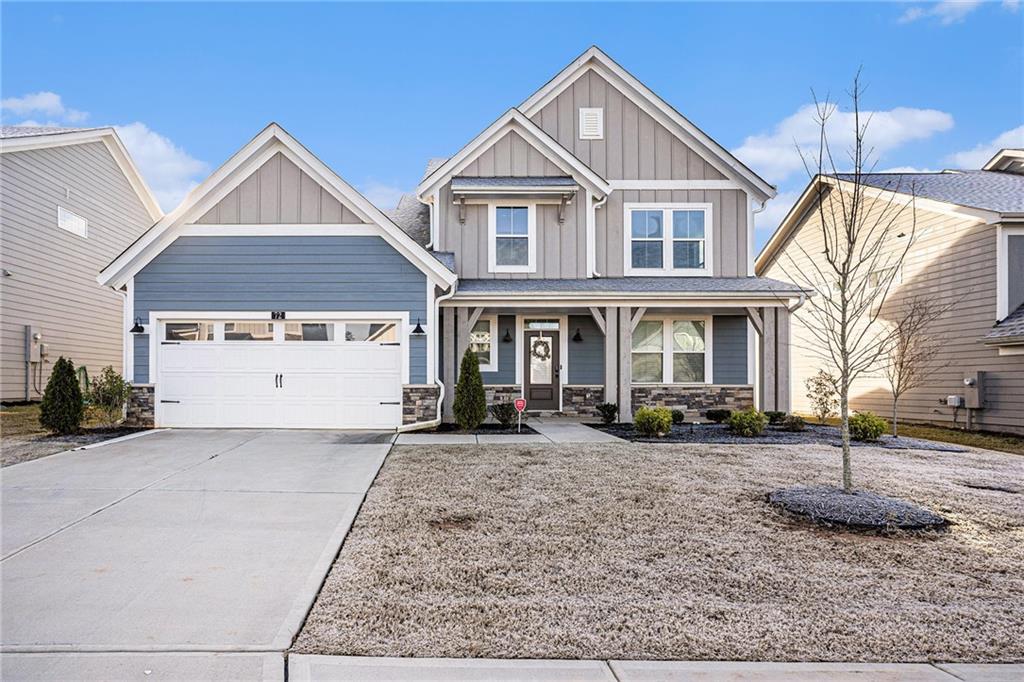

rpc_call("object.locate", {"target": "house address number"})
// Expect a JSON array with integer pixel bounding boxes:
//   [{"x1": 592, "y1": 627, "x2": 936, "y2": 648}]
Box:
[{"x1": 271, "y1": 311, "x2": 286, "y2": 320}]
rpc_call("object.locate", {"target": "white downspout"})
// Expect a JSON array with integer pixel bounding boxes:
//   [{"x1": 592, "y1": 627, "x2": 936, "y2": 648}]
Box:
[
  {"x1": 399, "y1": 279, "x2": 458, "y2": 431},
  {"x1": 592, "y1": 194, "x2": 609, "y2": 278},
  {"x1": 749, "y1": 195, "x2": 767, "y2": 277}
]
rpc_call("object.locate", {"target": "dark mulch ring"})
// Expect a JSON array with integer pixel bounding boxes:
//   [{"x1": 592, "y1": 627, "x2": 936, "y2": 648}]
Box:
[
  {"x1": 427, "y1": 421, "x2": 539, "y2": 435},
  {"x1": 594, "y1": 422, "x2": 967, "y2": 451},
  {"x1": 768, "y1": 485, "x2": 950, "y2": 531}
]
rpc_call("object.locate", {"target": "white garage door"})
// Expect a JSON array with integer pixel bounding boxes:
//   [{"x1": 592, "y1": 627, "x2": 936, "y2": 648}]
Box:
[{"x1": 155, "y1": 319, "x2": 403, "y2": 429}]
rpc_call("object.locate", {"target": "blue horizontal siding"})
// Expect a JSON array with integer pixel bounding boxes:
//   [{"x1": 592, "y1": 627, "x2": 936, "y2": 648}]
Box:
[
  {"x1": 133, "y1": 235, "x2": 428, "y2": 384},
  {"x1": 712, "y1": 315, "x2": 748, "y2": 384},
  {"x1": 483, "y1": 315, "x2": 517, "y2": 385}
]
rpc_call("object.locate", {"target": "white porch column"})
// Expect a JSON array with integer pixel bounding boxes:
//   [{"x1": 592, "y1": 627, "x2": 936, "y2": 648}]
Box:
[
  {"x1": 617, "y1": 306, "x2": 633, "y2": 421},
  {"x1": 604, "y1": 306, "x2": 618, "y2": 404},
  {"x1": 442, "y1": 307, "x2": 456, "y2": 420}
]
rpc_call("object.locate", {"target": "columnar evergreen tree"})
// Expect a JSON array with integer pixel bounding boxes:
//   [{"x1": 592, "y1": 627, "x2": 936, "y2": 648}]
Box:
[
  {"x1": 39, "y1": 356, "x2": 84, "y2": 435},
  {"x1": 453, "y1": 347, "x2": 487, "y2": 431}
]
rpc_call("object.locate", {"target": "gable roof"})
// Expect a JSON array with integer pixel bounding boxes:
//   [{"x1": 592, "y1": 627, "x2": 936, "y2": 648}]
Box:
[
  {"x1": 519, "y1": 46, "x2": 776, "y2": 202},
  {"x1": 1, "y1": 125, "x2": 162, "y2": 222},
  {"x1": 754, "y1": 171, "x2": 1012, "y2": 274},
  {"x1": 415, "y1": 108, "x2": 612, "y2": 200},
  {"x1": 98, "y1": 123, "x2": 456, "y2": 289},
  {"x1": 985, "y1": 302, "x2": 1024, "y2": 346},
  {"x1": 983, "y1": 148, "x2": 1024, "y2": 173},
  {"x1": 837, "y1": 171, "x2": 1024, "y2": 214}
]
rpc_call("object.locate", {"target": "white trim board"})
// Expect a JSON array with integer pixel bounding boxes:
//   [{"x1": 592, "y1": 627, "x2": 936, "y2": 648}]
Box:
[
  {"x1": 98, "y1": 123, "x2": 456, "y2": 290},
  {"x1": 1, "y1": 127, "x2": 163, "y2": 222}
]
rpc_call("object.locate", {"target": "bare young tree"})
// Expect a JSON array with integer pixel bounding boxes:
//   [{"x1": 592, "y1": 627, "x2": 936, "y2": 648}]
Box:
[
  {"x1": 775, "y1": 72, "x2": 917, "y2": 493},
  {"x1": 882, "y1": 296, "x2": 950, "y2": 438}
]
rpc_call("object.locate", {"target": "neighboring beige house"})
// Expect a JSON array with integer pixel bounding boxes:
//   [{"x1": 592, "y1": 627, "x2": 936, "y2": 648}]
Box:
[
  {"x1": 1, "y1": 126, "x2": 161, "y2": 402},
  {"x1": 757, "y1": 149, "x2": 1024, "y2": 435}
]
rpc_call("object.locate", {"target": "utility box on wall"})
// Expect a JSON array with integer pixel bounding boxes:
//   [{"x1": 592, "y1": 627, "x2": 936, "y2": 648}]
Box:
[{"x1": 963, "y1": 371, "x2": 986, "y2": 409}]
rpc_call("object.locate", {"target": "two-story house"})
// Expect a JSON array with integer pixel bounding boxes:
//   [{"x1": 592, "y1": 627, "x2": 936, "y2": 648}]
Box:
[
  {"x1": 1, "y1": 126, "x2": 162, "y2": 402},
  {"x1": 757, "y1": 148, "x2": 1024, "y2": 435},
  {"x1": 98, "y1": 47, "x2": 803, "y2": 430}
]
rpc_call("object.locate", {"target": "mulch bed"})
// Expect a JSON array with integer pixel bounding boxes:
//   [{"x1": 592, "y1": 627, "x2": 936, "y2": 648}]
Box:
[
  {"x1": 427, "y1": 422, "x2": 539, "y2": 435},
  {"x1": 1, "y1": 426, "x2": 144, "y2": 467},
  {"x1": 594, "y1": 422, "x2": 967, "y2": 451},
  {"x1": 768, "y1": 485, "x2": 949, "y2": 530}
]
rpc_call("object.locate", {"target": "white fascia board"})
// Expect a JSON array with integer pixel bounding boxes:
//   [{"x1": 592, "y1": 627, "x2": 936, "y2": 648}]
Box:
[
  {"x1": 444, "y1": 293, "x2": 802, "y2": 307},
  {"x1": 518, "y1": 47, "x2": 776, "y2": 202},
  {"x1": 415, "y1": 109, "x2": 611, "y2": 201},
  {"x1": 754, "y1": 175, "x2": 1001, "y2": 274},
  {"x1": 2, "y1": 127, "x2": 163, "y2": 222},
  {"x1": 98, "y1": 123, "x2": 456, "y2": 289}
]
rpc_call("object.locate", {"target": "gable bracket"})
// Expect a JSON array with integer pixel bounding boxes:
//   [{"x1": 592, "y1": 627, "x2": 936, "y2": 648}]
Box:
[
  {"x1": 459, "y1": 196, "x2": 467, "y2": 224},
  {"x1": 558, "y1": 193, "x2": 570, "y2": 224}
]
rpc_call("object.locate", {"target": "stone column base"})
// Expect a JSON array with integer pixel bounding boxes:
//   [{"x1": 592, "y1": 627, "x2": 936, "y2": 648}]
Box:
[
  {"x1": 126, "y1": 385, "x2": 155, "y2": 428},
  {"x1": 403, "y1": 385, "x2": 440, "y2": 425},
  {"x1": 560, "y1": 385, "x2": 605, "y2": 418},
  {"x1": 631, "y1": 385, "x2": 754, "y2": 420}
]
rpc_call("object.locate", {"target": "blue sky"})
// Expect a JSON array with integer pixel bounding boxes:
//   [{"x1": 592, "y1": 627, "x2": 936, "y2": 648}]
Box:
[{"x1": 2, "y1": 1, "x2": 1022, "y2": 249}]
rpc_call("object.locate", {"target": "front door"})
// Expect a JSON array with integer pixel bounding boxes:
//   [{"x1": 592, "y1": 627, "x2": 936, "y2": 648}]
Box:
[{"x1": 524, "y1": 331, "x2": 560, "y2": 410}]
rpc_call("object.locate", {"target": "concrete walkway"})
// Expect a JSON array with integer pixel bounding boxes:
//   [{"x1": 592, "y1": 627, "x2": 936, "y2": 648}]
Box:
[
  {"x1": 287, "y1": 656, "x2": 1023, "y2": 681},
  {"x1": 1, "y1": 429, "x2": 391, "y2": 680},
  {"x1": 396, "y1": 418, "x2": 622, "y2": 445}
]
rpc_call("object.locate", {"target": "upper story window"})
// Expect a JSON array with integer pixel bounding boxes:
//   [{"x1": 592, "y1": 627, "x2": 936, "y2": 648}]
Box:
[
  {"x1": 579, "y1": 108, "x2": 604, "y2": 140},
  {"x1": 488, "y1": 204, "x2": 536, "y2": 273},
  {"x1": 57, "y1": 206, "x2": 88, "y2": 238},
  {"x1": 624, "y1": 203, "x2": 713, "y2": 276}
]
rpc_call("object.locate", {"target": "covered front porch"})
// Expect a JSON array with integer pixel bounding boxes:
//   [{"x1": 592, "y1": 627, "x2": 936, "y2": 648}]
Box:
[{"x1": 438, "y1": 286, "x2": 797, "y2": 422}]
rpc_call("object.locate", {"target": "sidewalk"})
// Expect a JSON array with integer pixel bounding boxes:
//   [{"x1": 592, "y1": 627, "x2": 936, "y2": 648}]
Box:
[
  {"x1": 396, "y1": 418, "x2": 622, "y2": 445},
  {"x1": 287, "y1": 656, "x2": 1023, "y2": 681}
]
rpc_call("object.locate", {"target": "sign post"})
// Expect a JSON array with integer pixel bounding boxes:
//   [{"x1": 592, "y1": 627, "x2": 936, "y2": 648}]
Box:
[{"x1": 513, "y1": 398, "x2": 527, "y2": 433}]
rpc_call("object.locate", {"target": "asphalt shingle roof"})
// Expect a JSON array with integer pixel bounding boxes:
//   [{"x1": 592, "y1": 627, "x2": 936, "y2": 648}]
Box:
[
  {"x1": 422, "y1": 157, "x2": 448, "y2": 181},
  {"x1": 0, "y1": 125, "x2": 99, "y2": 139},
  {"x1": 385, "y1": 194, "x2": 430, "y2": 246},
  {"x1": 985, "y1": 303, "x2": 1024, "y2": 344},
  {"x1": 836, "y1": 170, "x2": 1024, "y2": 214},
  {"x1": 456, "y1": 276, "x2": 804, "y2": 295}
]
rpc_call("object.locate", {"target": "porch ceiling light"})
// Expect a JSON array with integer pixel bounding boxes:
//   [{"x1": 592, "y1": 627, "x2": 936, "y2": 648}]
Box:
[{"x1": 129, "y1": 317, "x2": 145, "y2": 334}]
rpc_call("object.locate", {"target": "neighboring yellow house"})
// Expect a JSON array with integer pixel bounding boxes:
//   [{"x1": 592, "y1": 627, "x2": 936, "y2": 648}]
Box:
[{"x1": 756, "y1": 149, "x2": 1024, "y2": 435}]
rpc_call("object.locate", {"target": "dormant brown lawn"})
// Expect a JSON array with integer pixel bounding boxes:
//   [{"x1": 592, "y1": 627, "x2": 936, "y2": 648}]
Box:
[{"x1": 294, "y1": 442, "x2": 1023, "y2": 662}]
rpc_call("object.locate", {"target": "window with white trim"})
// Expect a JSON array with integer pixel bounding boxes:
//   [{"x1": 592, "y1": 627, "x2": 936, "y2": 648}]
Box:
[
  {"x1": 631, "y1": 317, "x2": 710, "y2": 384},
  {"x1": 489, "y1": 204, "x2": 536, "y2": 273},
  {"x1": 470, "y1": 316, "x2": 498, "y2": 371},
  {"x1": 625, "y1": 204, "x2": 712, "y2": 275}
]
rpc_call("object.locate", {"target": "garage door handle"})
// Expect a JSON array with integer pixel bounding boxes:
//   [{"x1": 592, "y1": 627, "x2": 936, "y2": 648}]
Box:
[
  {"x1": 161, "y1": 341, "x2": 180, "y2": 345},
  {"x1": 380, "y1": 342, "x2": 401, "y2": 346},
  {"x1": 379, "y1": 401, "x2": 400, "y2": 405},
  {"x1": 160, "y1": 400, "x2": 180, "y2": 404}
]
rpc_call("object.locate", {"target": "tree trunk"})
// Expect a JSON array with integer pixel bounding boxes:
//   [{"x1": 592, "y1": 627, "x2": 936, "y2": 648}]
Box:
[
  {"x1": 840, "y1": 390, "x2": 853, "y2": 493},
  {"x1": 892, "y1": 398, "x2": 899, "y2": 438}
]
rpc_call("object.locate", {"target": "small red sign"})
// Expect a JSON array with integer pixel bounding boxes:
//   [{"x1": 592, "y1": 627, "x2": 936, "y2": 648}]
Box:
[{"x1": 514, "y1": 398, "x2": 527, "y2": 413}]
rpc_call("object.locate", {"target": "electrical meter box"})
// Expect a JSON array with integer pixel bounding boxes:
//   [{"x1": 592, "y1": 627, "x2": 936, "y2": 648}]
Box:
[{"x1": 963, "y1": 371, "x2": 985, "y2": 409}]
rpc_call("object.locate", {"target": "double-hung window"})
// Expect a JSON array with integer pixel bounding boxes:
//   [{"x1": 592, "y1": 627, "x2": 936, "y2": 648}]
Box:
[
  {"x1": 470, "y1": 316, "x2": 498, "y2": 371},
  {"x1": 489, "y1": 205, "x2": 535, "y2": 273},
  {"x1": 631, "y1": 317, "x2": 710, "y2": 384},
  {"x1": 625, "y1": 204, "x2": 712, "y2": 275}
]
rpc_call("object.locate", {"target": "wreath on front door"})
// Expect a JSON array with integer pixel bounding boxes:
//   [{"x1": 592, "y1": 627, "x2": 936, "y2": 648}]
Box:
[{"x1": 531, "y1": 339, "x2": 551, "y2": 361}]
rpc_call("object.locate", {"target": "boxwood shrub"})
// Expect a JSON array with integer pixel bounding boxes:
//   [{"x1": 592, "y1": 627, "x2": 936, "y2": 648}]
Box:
[
  {"x1": 765, "y1": 410, "x2": 786, "y2": 425},
  {"x1": 705, "y1": 408, "x2": 732, "y2": 424},
  {"x1": 634, "y1": 406, "x2": 673, "y2": 437},
  {"x1": 849, "y1": 411, "x2": 887, "y2": 441},
  {"x1": 727, "y1": 408, "x2": 769, "y2": 437},
  {"x1": 670, "y1": 408, "x2": 686, "y2": 425}
]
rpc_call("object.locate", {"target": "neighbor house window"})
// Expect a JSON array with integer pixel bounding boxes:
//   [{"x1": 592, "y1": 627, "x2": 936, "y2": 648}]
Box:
[
  {"x1": 165, "y1": 322, "x2": 213, "y2": 341},
  {"x1": 625, "y1": 204, "x2": 712, "y2": 275},
  {"x1": 632, "y1": 318, "x2": 710, "y2": 384},
  {"x1": 489, "y1": 205, "x2": 535, "y2": 273},
  {"x1": 470, "y1": 316, "x2": 498, "y2": 371}
]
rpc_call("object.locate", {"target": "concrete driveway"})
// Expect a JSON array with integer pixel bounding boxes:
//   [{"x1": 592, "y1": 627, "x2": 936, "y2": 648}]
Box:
[{"x1": 1, "y1": 429, "x2": 391, "y2": 680}]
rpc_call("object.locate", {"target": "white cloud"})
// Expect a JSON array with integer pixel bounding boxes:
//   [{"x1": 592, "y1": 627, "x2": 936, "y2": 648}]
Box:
[
  {"x1": 733, "y1": 104, "x2": 954, "y2": 184},
  {"x1": 359, "y1": 181, "x2": 407, "y2": 210},
  {"x1": 899, "y1": 0, "x2": 1018, "y2": 25},
  {"x1": 114, "y1": 122, "x2": 207, "y2": 212},
  {"x1": 945, "y1": 124, "x2": 1024, "y2": 168},
  {"x1": 754, "y1": 190, "x2": 802, "y2": 247},
  {"x1": 1, "y1": 91, "x2": 87, "y2": 124}
]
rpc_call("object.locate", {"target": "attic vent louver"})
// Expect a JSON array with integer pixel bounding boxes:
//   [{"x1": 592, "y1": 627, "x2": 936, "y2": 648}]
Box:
[
  {"x1": 57, "y1": 206, "x2": 88, "y2": 238},
  {"x1": 579, "y1": 108, "x2": 604, "y2": 140}
]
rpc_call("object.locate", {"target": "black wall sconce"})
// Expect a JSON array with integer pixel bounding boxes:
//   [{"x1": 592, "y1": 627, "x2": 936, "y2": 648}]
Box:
[
  {"x1": 572, "y1": 328, "x2": 583, "y2": 343},
  {"x1": 129, "y1": 317, "x2": 145, "y2": 334},
  {"x1": 502, "y1": 329, "x2": 513, "y2": 343},
  {"x1": 410, "y1": 318, "x2": 426, "y2": 336}
]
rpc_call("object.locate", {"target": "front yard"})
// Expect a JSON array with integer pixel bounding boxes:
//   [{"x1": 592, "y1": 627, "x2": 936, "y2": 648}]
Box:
[
  {"x1": 295, "y1": 441, "x2": 1024, "y2": 662},
  {"x1": 0, "y1": 403, "x2": 141, "y2": 467}
]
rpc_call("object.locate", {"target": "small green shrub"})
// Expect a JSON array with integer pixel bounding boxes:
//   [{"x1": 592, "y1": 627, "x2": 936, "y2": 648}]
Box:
[
  {"x1": 805, "y1": 370, "x2": 838, "y2": 423},
  {"x1": 727, "y1": 408, "x2": 769, "y2": 437},
  {"x1": 670, "y1": 408, "x2": 686, "y2": 425},
  {"x1": 781, "y1": 414, "x2": 806, "y2": 432},
  {"x1": 596, "y1": 402, "x2": 618, "y2": 425},
  {"x1": 765, "y1": 410, "x2": 786, "y2": 425},
  {"x1": 91, "y1": 366, "x2": 131, "y2": 427},
  {"x1": 488, "y1": 401, "x2": 517, "y2": 428},
  {"x1": 634, "y1": 406, "x2": 672, "y2": 437},
  {"x1": 39, "y1": 356, "x2": 84, "y2": 435},
  {"x1": 705, "y1": 408, "x2": 732, "y2": 424},
  {"x1": 453, "y1": 348, "x2": 487, "y2": 431},
  {"x1": 849, "y1": 411, "x2": 887, "y2": 441}
]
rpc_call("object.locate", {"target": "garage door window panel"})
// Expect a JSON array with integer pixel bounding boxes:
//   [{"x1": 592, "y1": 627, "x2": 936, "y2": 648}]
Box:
[
  {"x1": 345, "y1": 322, "x2": 397, "y2": 343},
  {"x1": 224, "y1": 322, "x2": 275, "y2": 341},
  {"x1": 284, "y1": 322, "x2": 336, "y2": 342},
  {"x1": 165, "y1": 322, "x2": 214, "y2": 342}
]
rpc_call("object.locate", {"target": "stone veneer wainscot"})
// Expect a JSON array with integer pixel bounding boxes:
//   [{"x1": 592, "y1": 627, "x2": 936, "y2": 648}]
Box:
[
  {"x1": 632, "y1": 385, "x2": 754, "y2": 418},
  {"x1": 126, "y1": 384, "x2": 155, "y2": 428},
  {"x1": 403, "y1": 385, "x2": 440, "y2": 425}
]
